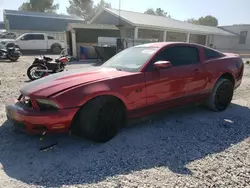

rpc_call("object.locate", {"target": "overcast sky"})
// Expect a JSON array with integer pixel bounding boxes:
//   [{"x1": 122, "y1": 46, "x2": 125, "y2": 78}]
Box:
[{"x1": 0, "y1": 0, "x2": 249, "y2": 26}]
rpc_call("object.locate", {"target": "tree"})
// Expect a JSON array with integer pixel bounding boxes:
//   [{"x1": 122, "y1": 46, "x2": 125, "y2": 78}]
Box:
[
  {"x1": 67, "y1": 0, "x2": 111, "y2": 22},
  {"x1": 144, "y1": 8, "x2": 171, "y2": 18},
  {"x1": 94, "y1": 0, "x2": 111, "y2": 13},
  {"x1": 186, "y1": 18, "x2": 199, "y2": 24},
  {"x1": 18, "y1": 0, "x2": 59, "y2": 13},
  {"x1": 186, "y1": 15, "x2": 218, "y2": 26},
  {"x1": 155, "y1": 8, "x2": 168, "y2": 17},
  {"x1": 144, "y1": 8, "x2": 156, "y2": 15}
]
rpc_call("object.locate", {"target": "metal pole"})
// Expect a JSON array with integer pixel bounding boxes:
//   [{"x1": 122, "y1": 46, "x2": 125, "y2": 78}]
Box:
[{"x1": 119, "y1": 0, "x2": 121, "y2": 26}]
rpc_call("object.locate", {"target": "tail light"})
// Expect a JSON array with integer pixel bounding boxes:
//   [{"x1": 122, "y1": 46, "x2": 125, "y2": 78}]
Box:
[
  {"x1": 59, "y1": 57, "x2": 69, "y2": 63},
  {"x1": 236, "y1": 59, "x2": 244, "y2": 79}
]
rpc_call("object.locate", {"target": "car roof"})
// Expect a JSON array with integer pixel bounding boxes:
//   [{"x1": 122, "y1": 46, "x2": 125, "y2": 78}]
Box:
[
  {"x1": 134, "y1": 42, "x2": 225, "y2": 56},
  {"x1": 134, "y1": 42, "x2": 205, "y2": 48}
]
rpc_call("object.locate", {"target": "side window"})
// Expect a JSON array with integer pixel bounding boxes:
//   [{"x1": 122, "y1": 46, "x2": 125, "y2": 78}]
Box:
[
  {"x1": 153, "y1": 46, "x2": 199, "y2": 67},
  {"x1": 22, "y1": 34, "x2": 34, "y2": 40},
  {"x1": 48, "y1": 36, "x2": 55, "y2": 40},
  {"x1": 33, "y1": 34, "x2": 45, "y2": 40},
  {"x1": 204, "y1": 48, "x2": 223, "y2": 60}
]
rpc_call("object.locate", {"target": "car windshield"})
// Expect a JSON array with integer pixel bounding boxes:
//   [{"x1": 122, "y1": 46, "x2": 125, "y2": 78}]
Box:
[{"x1": 102, "y1": 47, "x2": 159, "y2": 72}]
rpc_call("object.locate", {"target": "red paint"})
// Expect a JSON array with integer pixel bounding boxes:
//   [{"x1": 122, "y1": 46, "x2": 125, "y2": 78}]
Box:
[{"x1": 5, "y1": 42, "x2": 244, "y2": 134}]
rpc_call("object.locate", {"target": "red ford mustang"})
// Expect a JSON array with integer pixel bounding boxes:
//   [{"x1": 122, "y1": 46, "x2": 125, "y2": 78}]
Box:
[{"x1": 6, "y1": 42, "x2": 244, "y2": 142}]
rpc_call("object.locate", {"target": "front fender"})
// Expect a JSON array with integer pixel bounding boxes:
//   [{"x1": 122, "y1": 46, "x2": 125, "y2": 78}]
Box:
[{"x1": 51, "y1": 81, "x2": 129, "y2": 110}]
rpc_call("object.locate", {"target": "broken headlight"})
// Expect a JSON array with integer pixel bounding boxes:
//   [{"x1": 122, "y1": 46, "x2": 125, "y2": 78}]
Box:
[{"x1": 36, "y1": 99, "x2": 59, "y2": 111}]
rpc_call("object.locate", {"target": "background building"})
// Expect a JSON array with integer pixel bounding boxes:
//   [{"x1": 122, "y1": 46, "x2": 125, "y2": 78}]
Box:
[
  {"x1": 0, "y1": 21, "x2": 5, "y2": 30},
  {"x1": 2, "y1": 8, "x2": 249, "y2": 58},
  {"x1": 90, "y1": 8, "x2": 237, "y2": 47},
  {"x1": 217, "y1": 25, "x2": 250, "y2": 54},
  {"x1": 3, "y1": 9, "x2": 84, "y2": 40},
  {"x1": 66, "y1": 23, "x2": 120, "y2": 58}
]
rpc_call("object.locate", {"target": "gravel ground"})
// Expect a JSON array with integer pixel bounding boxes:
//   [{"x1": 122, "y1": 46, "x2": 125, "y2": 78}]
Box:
[{"x1": 0, "y1": 56, "x2": 250, "y2": 188}]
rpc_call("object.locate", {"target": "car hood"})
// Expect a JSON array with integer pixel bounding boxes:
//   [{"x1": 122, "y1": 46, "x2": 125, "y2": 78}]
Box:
[
  {"x1": 0, "y1": 39, "x2": 16, "y2": 43},
  {"x1": 20, "y1": 67, "x2": 134, "y2": 97}
]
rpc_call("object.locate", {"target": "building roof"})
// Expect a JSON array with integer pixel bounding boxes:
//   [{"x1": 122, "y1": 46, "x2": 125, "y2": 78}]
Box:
[
  {"x1": 67, "y1": 23, "x2": 119, "y2": 31},
  {"x1": 91, "y1": 8, "x2": 235, "y2": 36},
  {"x1": 0, "y1": 22, "x2": 5, "y2": 29},
  {"x1": 4, "y1": 9, "x2": 84, "y2": 32},
  {"x1": 4, "y1": 9, "x2": 83, "y2": 20}
]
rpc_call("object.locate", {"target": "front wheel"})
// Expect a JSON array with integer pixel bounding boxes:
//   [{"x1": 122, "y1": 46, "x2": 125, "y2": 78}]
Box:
[
  {"x1": 27, "y1": 64, "x2": 47, "y2": 81},
  {"x1": 206, "y1": 78, "x2": 234, "y2": 111},
  {"x1": 72, "y1": 96, "x2": 126, "y2": 142},
  {"x1": 8, "y1": 55, "x2": 19, "y2": 62}
]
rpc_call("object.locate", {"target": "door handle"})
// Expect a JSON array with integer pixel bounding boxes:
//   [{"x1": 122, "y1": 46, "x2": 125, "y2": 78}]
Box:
[
  {"x1": 194, "y1": 68, "x2": 199, "y2": 72},
  {"x1": 194, "y1": 68, "x2": 200, "y2": 75}
]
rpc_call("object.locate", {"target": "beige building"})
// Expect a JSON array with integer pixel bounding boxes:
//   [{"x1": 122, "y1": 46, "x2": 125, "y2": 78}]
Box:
[
  {"x1": 90, "y1": 8, "x2": 236, "y2": 47},
  {"x1": 216, "y1": 25, "x2": 250, "y2": 54}
]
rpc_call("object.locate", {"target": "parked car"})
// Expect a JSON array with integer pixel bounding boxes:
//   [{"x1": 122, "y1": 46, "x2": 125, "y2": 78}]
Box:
[
  {"x1": 0, "y1": 33, "x2": 64, "y2": 54},
  {"x1": 5, "y1": 42, "x2": 244, "y2": 143},
  {"x1": 0, "y1": 32, "x2": 16, "y2": 39}
]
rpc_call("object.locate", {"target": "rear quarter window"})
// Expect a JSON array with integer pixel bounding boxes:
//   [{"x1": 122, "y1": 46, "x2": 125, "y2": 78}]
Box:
[
  {"x1": 48, "y1": 36, "x2": 55, "y2": 40},
  {"x1": 204, "y1": 48, "x2": 223, "y2": 60}
]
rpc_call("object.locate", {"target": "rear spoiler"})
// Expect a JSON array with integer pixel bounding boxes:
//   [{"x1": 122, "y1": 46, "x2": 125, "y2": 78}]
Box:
[{"x1": 223, "y1": 52, "x2": 240, "y2": 57}]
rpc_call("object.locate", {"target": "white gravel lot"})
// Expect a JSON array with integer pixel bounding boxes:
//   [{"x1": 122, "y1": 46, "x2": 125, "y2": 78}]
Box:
[{"x1": 0, "y1": 56, "x2": 250, "y2": 188}]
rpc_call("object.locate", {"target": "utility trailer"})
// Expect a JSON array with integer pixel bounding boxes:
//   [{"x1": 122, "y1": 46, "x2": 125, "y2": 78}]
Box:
[{"x1": 94, "y1": 37, "x2": 158, "y2": 63}]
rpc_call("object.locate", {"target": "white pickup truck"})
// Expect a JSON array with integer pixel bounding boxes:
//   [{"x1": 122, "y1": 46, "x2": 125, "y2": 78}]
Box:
[{"x1": 0, "y1": 33, "x2": 65, "y2": 54}]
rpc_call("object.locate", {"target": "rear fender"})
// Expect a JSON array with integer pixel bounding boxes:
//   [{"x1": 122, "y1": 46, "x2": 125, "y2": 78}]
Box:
[{"x1": 213, "y1": 72, "x2": 236, "y2": 88}]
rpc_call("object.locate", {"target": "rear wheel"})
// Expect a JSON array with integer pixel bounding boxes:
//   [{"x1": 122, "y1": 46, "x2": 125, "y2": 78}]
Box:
[
  {"x1": 51, "y1": 45, "x2": 61, "y2": 54},
  {"x1": 206, "y1": 78, "x2": 234, "y2": 111},
  {"x1": 27, "y1": 64, "x2": 47, "y2": 81},
  {"x1": 72, "y1": 96, "x2": 126, "y2": 143}
]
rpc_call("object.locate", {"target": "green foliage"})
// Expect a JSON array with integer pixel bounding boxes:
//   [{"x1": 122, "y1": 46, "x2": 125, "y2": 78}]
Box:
[
  {"x1": 67, "y1": 0, "x2": 111, "y2": 22},
  {"x1": 187, "y1": 15, "x2": 218, "y2": 26},
  {"x1": 144, "y1": 8, "x2": 171, "y2": 18},
  {"x1": 18, "y1": 0, "x2": 59, "y2": 13}
]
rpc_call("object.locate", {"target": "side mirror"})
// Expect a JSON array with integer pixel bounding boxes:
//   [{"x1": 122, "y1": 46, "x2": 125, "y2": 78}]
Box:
[{"x1": 154, "y1": 61, "x2": 172, "y2": 70}]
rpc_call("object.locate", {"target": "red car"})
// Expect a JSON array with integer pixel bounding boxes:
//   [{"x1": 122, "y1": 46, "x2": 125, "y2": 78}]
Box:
[{"x1": 6, "y1": 42, "x2": 244, "y2": 142}]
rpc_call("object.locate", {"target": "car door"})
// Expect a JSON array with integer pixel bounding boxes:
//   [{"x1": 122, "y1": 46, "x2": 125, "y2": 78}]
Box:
[
  {"x1": 18, "y1": 34, "x2": 34, "y2": 49},
  {"x1": 144, "y1": 45, "x2": 206, "y2": 107},
  {"x1": 32, "y1": 34, "x2": 47, "y2": 50},
  {"x1": 170, "y1": 46, "x2": 207, "y2": 96}
]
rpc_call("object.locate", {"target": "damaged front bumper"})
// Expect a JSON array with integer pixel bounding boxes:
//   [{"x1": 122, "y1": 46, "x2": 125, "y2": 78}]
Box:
[{"x1": 5, "y1": 98, "x2": 79, "y2": 134}]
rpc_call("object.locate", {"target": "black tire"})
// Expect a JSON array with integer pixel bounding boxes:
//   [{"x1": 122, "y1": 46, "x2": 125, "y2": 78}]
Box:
[
  {"x1": 8, "y1": 55, "x2": 19, "y2": 62},
  {"x1": 6, "y1": 43, "x2": 15, "y2": 48},
  {"x1": 27, "y1": 64, "x2": 47, "y2": 81},
  {"x1": 72, "y1": 96, "x2": 126, "y2": 143},
  {"x1": 206, "y1": 78, "x2": 234, "y2": 111},
  {"x1": 51, "y1": 45, "x2": 62, "y2": 54}
]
